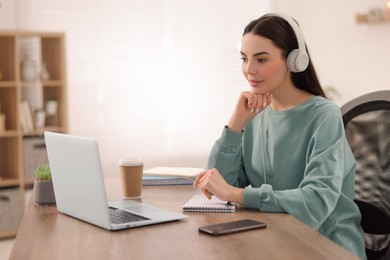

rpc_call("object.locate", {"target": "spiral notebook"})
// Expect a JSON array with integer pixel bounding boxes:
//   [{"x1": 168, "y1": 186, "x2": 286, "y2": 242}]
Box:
[{"x1": 182, "y1": 195, "x2": 239, "y2": 213}]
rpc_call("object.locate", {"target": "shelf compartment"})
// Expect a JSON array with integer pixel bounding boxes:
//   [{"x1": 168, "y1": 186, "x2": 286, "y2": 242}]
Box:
[
  {"x1": 43, "y1": 86, "x2": 65, "y2": 128},
  {"x1": 0, "y1": 35, "x2": 17, "y2": 81},
  {"x1": 0, "y1": 88, "x2": 19, "y2": 131},
  {"x1": 41, "y1": 36, "x2": 65, "y2": 81},
  {"x1": 0, "y1": 136, "x2": 21, "y2": 181},
  {"x1": 0, "y1": 187, "x2": 21, "y2": 233}
]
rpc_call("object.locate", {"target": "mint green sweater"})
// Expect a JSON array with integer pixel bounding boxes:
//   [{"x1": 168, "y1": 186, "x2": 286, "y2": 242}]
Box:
[{"x1": 207, "y1": 96, "x2": 366, "y2": 260}]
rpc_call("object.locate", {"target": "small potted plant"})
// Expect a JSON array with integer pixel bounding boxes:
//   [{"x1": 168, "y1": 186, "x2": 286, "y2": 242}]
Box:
[{"x1": 33, "y1": 163, "x2": 56, "y2": 205}]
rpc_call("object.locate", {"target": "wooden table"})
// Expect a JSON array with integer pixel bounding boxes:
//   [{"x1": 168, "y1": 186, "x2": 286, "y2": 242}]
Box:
[{"x1": 10, "y1": 180, "x2": 358, "y2": 260}]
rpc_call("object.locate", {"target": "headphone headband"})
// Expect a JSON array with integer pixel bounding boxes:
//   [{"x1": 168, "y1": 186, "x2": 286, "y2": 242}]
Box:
[{"x1": 266, "y1": 13, "x2": 309, "y2": 73}]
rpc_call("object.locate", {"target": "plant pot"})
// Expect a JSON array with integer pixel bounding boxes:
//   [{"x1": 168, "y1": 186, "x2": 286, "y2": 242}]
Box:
[{"x1": 33, "y1": 179, "x2": 56, "y2": 205}]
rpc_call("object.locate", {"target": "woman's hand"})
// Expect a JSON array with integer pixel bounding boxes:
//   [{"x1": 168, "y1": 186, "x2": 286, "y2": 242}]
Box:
[
  {"x1": 228, "y1": 92, "x2": 271, "y2": 132},
  {"x1": 193, "y1": 168, "x2": 244, "y2": 204}
]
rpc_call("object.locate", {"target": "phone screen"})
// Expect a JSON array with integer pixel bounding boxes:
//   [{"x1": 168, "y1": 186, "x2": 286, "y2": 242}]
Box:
[{"x1": 198, "y1": 219, "x2": 266, "y2": 236}]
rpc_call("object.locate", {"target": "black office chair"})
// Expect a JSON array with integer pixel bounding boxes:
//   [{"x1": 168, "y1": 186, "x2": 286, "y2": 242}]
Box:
[{"x1": 341, "y1": 90, "x2": 390, "y2": 260}]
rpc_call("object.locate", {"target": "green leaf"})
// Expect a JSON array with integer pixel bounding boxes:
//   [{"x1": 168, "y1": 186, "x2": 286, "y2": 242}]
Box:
[{"x1": 34, "y1": 163, "x2": 51, "y2": 180}]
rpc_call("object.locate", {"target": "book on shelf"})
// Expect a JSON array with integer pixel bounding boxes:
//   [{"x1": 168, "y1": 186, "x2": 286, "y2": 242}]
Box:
[
  {"x1": 20, "y1": 101, "x2": 35, "y2": 132},
  {"x1": 19, "y1": 102, "x2": 27, "y2": 132},
  {"x1": 182, "y1": 194, "x2": 239, "y2": 213}
]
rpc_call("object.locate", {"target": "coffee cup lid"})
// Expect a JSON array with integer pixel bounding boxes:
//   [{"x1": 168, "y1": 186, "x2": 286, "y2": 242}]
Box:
[{"x1": 118, "y1": 158, "x2": 143, "y2": 166}]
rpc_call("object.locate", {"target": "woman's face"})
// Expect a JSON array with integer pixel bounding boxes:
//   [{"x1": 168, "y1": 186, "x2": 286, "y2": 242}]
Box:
[{"x1": 240, "y1": 33, "x2": 290, "y2": 95}]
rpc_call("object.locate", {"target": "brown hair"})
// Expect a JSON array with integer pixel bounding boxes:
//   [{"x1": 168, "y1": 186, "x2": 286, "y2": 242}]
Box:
[{"x1": 243, "y1": 14, "x2": 327, "y2": 98}]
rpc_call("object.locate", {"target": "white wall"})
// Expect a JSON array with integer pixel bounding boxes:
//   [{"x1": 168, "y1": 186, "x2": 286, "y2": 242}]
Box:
[
  {"x1": 272, "y1": 0, "x2": 390, "y2": 105},
  {"x1": 0, "y1": 0, "x2": 16, "y2": 28},
  {"x1": 2, "y1": 0, "x2": 271, "y2": 177}
]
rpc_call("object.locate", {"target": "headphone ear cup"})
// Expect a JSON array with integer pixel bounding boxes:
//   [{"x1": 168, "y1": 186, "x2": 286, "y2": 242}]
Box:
[
  {"x1": 287, "y1": 49, "x2": 309, "y2": 73},
  {"x1": 287, "y1": 49, "x2": 299, "y2": 72}
]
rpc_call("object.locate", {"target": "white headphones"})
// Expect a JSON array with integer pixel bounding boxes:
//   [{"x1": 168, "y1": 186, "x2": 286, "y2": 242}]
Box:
[{"x1": 266, "y1": 13, "x2": 309, "y2": 73}]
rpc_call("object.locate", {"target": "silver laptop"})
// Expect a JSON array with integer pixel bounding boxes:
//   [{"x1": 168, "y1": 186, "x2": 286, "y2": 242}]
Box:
[{"x1": 44, "y1": 131, "x2": 187, "y2": 230}]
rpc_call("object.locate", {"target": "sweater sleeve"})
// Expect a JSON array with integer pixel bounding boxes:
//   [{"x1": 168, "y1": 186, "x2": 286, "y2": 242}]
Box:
[
  {"x1": 244, "y1": 108, "x2": 352, "y2": 230},
  {"x1": 206, "y1": 126, "x2": 250, "y2": 188}
]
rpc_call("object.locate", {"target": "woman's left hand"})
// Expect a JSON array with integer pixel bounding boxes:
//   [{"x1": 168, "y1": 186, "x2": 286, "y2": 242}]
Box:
[{"x1": 193, "y1": 168, "x2": 244, "y2": 204}]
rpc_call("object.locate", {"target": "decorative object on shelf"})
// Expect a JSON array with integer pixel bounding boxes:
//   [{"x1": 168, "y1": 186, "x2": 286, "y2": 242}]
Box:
[
  {"x1": 40, "y1": 61, "x2": 50, "y2": 80},
  {"x1": 356, "y1": 2, "x2": 390, "y2": 24},
  {"x1": 35, "y1": 108, "x2": 46, "y2": 129},
  {"x1": 45, "y1": 99, "x2": 59, "y2": 126},
  {"x1": 33, "y1": 163, "x2": 56, "y2": 205},
  {"x1": 0, "y1": 102, "x2": 5, "y2": 132},
  {"x1": 21, "y1": 55, "x2": 38, "y2": 81},
  {"x1": 0, "y1": 113, "x2": 5, "y2": 132},
  {"x1": 20, "y1": 100, "x2": 35, "y2": 132},
  {"x1": 368, "y1": 8, "x2": 385, "y2": 23}
]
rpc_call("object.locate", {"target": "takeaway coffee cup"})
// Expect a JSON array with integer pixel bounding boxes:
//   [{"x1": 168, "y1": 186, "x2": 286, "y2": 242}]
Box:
[{"x1": 118, "y1": 158, "x2": 143, "y2": 198}]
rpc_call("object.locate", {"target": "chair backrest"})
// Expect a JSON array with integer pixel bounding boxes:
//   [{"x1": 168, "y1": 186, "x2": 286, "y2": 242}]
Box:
[{"x1": 341, "y1": 90, "x2": 390, "y2": 260}]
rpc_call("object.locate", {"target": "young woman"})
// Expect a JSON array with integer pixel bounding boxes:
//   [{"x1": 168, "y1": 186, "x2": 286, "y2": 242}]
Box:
[{"x1": 194, "y1": 13, "x2": 366, "y2": 260}]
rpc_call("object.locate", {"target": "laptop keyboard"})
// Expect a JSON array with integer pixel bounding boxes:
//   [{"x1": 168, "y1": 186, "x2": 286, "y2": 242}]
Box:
[{"x1": 109, "y1": 207, "x2": 150, "y2": 224}]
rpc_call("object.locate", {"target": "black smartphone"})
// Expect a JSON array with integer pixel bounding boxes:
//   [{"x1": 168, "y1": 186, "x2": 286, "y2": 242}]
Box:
[{"x1": 198, "y1": 219, "x2": 266, "y2": 236}]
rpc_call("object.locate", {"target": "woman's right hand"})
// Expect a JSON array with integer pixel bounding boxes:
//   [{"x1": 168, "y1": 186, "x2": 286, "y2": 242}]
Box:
[{"x1": 227, "y1": 91, "x2": 271, "y2": 132}]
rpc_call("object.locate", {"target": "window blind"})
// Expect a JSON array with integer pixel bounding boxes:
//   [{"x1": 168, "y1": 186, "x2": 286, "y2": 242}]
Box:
[{"x1": 16, "y1": 0, "x2": 270, "y2": 176}]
